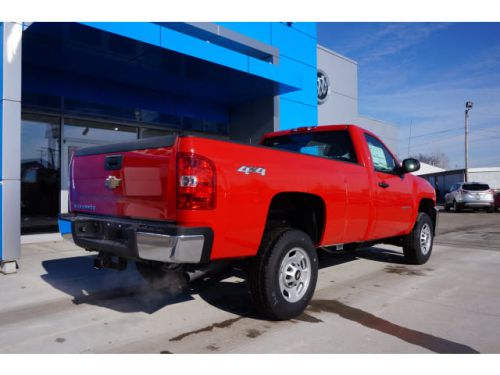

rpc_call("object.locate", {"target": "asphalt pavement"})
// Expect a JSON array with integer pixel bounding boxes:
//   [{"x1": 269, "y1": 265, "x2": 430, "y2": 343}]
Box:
[{"x1": 1, "y1": 210, "x2": 499, "y2": 353}]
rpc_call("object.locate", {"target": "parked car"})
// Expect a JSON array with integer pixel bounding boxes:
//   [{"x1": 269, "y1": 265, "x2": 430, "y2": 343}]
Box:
[
  {"x1": 61, "y1": 124, "x2": 437, "y2": 320},
  {"x1": 444, "y1": 182, "x2": 495, "y2": 213}
]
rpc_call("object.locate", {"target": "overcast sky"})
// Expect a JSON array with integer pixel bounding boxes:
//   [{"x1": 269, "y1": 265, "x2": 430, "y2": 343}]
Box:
[{"x1": 318, "y1": 22, "x2": 500, "y2": 168}]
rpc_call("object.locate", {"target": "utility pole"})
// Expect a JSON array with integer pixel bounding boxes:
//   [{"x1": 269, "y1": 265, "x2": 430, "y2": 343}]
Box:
[
  {"x1": 464, "y1": 101, "x2": 473, "y2": 182},
  {"x1": 407, "y1": 119, "x2": 413, "y2": 158}
]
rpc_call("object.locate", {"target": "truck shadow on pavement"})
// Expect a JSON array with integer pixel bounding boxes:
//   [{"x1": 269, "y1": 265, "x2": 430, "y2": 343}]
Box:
[
  {"x1": 38, "y1": 247, "x2": 404, "y2": 316},
  {"x1": 41, "y1": 256, "x2": 195, "y2": 315},
  {"x1": 40, "y1": 249, "x2": 479, "y2": 353}
]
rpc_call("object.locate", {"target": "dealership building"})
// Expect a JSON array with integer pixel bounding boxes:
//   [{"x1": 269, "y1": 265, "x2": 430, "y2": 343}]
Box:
[{"x1": 0, "y1": 22, "x2": 395, "y2": 273}]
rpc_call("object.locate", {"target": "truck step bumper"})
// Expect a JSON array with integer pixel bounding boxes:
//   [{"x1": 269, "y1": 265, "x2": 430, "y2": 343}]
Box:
[
  {"x1": 136, "y1": 232, "x2": 205, "y2": 263},
  {"x1": 59, "y1": 214, "x2": 213, "y2": 264}
]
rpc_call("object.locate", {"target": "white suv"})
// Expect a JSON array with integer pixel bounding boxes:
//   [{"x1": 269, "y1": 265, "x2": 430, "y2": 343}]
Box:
[{"x1": 444, "y1": 182, "x2": 495, "y2": 213}]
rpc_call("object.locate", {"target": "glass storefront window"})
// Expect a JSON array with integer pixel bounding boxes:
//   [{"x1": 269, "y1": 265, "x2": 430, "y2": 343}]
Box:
[
  {"x1": 21, "y1": 114, "x2": 61, "y2": 234},
  {"x1": 20, "y1": 111, "x2": 225, "y2": 235},
  {"x1": 64, "y1": 118, "x2": 137, "y2": 143}
]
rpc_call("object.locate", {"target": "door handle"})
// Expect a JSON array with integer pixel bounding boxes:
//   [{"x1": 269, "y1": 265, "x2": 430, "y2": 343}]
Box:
[{"x1": 379, "y1": 181, "x2": 390, "y2": 188}]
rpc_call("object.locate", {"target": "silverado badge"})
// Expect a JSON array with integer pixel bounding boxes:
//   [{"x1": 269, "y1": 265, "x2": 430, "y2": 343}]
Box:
[{"x1": 105, "y1": 175, "x2": 121, "y2": 189}]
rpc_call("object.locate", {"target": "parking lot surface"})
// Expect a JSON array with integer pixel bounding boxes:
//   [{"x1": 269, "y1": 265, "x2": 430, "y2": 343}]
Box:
[{"x1": 1, "y1": 210, "x2": 500, "y2": 353}]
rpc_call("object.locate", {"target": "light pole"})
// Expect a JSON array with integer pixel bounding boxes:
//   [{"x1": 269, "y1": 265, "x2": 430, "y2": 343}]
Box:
[{"x1": 464, "y1": 101, "x2": 473, "y2": 182}]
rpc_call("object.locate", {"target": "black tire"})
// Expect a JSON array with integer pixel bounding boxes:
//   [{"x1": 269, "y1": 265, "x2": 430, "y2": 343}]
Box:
[
  {"x1": 487, "y1": 205, "x2": 494, "y2": 213},
  {"x1": 402, "y1": 212, "x2": 434, "y2": 265},
  {"x1": 249, "y1": 228, "x2": 318, "y2": 320},
  {"x1": 443, "y1": 203, "x2": 450, "y2": 212},
  {"x1": 135, "y1": 261, "x2": 188, "y2": 294},
  {"x1": 453, "y1": 200, "x2": 461, "y2": 213}
]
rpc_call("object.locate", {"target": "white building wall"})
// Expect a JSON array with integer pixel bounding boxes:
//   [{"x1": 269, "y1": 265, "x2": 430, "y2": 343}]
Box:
[
  {"x1": 317, "y1": 45, "x2": 358, "y2": 125},
  {"x1": 469, "y1": 168, "x2": 500, "y2": 189},
  {"x1": 356, "y1": 115, "x2": 398, "y2": 153},
  {"x1": 317, "y1": 44, "x2": 398, "y2": 154}
]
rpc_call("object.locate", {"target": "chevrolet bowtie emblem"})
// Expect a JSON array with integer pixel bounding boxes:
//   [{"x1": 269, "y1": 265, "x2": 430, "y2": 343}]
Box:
[{"x1": 105, "y1": 175, "x2": 121, "y2": 189}]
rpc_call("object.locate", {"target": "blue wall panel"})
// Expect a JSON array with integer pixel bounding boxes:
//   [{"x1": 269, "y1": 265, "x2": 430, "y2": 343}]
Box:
[
  {"x1": 271, "y1": 23, "x2": 316, "y2": 68},
  {"x1": 248, "y1": 56, "x2": 300, "y2": 90},
  {"x1": 280, "y1": 98, "x2": 317, "y2": 130},
  {"x1": 279, "y1": 56, "x2": 317, "y2": 107},
  {"x1": 58, "y1": 219, "x2": 71, "y2": 236},
  {"x1": 290, "y1": 22, "x2": 317, "y2": 38},
  {"x1": 0, "y1": 22, "x2": 3, "y2": 101},
  {"x1": 160, "y1": 27, "x2": 249, "y2": 74}
]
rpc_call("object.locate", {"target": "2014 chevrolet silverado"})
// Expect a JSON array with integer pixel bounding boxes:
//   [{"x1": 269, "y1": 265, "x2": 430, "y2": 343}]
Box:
[{"x1": 61, "y1": 124, "x2": 438, "y2": 320}]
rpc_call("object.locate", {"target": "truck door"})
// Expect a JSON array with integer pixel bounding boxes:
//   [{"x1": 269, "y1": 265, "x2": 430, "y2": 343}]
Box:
[{"x1": 364, "y1": 134, "x2": 414, "y2": 239}]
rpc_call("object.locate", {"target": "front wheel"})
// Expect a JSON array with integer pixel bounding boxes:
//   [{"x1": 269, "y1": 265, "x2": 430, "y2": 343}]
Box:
[
  {"x1": 402, "y1": 212, "x2": 434, "y2": 265},
  {"x1": 249, "y1": 228, "x2": 318, "y2": 320}
]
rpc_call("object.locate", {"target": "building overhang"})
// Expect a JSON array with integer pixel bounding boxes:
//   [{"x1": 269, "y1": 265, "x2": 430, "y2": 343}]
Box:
[{"x1": 22, "y1": 22, "x2": 302, "y2": 120}]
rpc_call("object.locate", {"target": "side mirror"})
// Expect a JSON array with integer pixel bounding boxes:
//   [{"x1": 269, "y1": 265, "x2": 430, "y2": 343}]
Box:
[{"x1": 401, "y1": 158, "x2": 420, "y2": 173}]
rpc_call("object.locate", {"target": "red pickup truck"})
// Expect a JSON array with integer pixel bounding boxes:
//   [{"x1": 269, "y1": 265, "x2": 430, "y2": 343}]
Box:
[{"x1": 61, "y1": 124, "x2": 437, "y2": 320}]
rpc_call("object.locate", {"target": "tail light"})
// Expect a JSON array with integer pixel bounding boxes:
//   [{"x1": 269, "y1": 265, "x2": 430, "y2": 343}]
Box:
[{"x1": 177, "y1": 153, "x2": 216, "y2": 210}]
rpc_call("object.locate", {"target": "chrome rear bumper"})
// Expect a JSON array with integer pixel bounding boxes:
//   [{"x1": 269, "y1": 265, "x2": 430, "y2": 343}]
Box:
[
  {"x1": 59, "y1": 213, "x2": 213, "y2": 264},
  {"x1": 136, "y1": 232, "x2": 205, "y2": 263}
]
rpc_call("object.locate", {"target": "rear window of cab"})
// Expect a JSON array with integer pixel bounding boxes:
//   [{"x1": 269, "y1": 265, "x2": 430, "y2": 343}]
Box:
[{"x1": 262, "y1": 130, "x2": 358, "y2": 164}]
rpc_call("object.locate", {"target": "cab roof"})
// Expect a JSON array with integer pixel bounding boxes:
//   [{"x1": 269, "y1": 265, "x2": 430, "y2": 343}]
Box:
[{"x1": 261, "y1": 124, "x2": 368, "y2": 142}]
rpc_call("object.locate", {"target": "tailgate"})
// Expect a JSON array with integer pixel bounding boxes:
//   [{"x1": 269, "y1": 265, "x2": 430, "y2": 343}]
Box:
[{"x1": 70, "y1": 136, "x2": 177, "y2": 221}]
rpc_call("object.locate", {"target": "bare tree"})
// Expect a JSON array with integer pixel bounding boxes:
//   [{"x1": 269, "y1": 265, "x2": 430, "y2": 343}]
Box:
[{"x1": 410, "y1": 151, "x2": 450, "y2": 169}]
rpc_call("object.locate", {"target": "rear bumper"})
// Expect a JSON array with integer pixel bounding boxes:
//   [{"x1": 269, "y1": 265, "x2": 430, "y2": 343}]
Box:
[
  {"x1": 59, "y1": 213, "x2": 213, "y2": 264},
  {"x1": 457, "y1": 201, "x2": 494, "y2": 209}
]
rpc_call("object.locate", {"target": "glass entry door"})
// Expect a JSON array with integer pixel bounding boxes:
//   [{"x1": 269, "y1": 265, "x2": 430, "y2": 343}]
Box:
[{"x1": 21, "y1": 114, "x2": 61, "y2": 234}]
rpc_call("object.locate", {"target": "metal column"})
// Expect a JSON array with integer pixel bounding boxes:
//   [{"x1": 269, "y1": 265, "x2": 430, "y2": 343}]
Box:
[{"x1": 0, "y1": 22, "x2": 22, "y2": 274}]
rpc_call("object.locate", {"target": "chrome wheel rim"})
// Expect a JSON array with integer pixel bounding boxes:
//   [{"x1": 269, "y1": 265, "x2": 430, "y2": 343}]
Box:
[
  {"x1": 420, "y1": 223, "x2": 432, "y2": 256},
  {"x1": 279, "y1": 247, "x2": 311, "y2": 303}
]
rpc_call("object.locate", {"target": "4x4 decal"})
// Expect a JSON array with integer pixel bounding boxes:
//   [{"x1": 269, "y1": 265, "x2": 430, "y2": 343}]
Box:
[{"x1": 237, "y1": 166, "x2": 266, "y2": 176}]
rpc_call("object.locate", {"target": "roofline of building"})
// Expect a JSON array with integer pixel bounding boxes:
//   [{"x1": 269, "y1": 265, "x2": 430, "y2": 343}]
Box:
[
  {"x1": 470, "y1": 167, "x2": 500, "y2": 172},
  {"x1": 417, "y1": 166, "x2": 500, "y2": 178}
]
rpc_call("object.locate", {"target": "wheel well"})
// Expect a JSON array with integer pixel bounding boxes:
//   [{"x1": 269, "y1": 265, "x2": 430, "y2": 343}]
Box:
[
  {"x1": 419, "y1": 198, "x2": 436, "y2": 233},
  {"x1": 264, "y1": 192, "x2": 326, "y2": 244}
]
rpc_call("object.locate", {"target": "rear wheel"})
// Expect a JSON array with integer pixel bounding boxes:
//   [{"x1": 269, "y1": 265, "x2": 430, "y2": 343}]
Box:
[
  {"x1": 453, "y1": 200, "x2": 461, "y2": 213},
  {"x1": 249, "y1": 228, "x2": 318, "y2": 320},
  {"x1": 402, "y1": 212, "x2": 434, "y2": 265},
  {"x1": 443, "y1": 202, "x2": 450, "y2": 212}
]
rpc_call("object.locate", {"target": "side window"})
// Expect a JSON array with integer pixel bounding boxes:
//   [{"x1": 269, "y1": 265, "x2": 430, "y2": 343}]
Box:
[{"x1": 364, "y1": 134, "x2": 397, "y2": 173}]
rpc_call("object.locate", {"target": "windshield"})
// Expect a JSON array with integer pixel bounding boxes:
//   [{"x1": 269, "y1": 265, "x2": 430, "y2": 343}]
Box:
[
  {"x1": 462, "y1": 183, "x2": 490, "y2": 191},
  {"x1": 262, "y1": 130, "x2": 358, "y2": 164}
]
